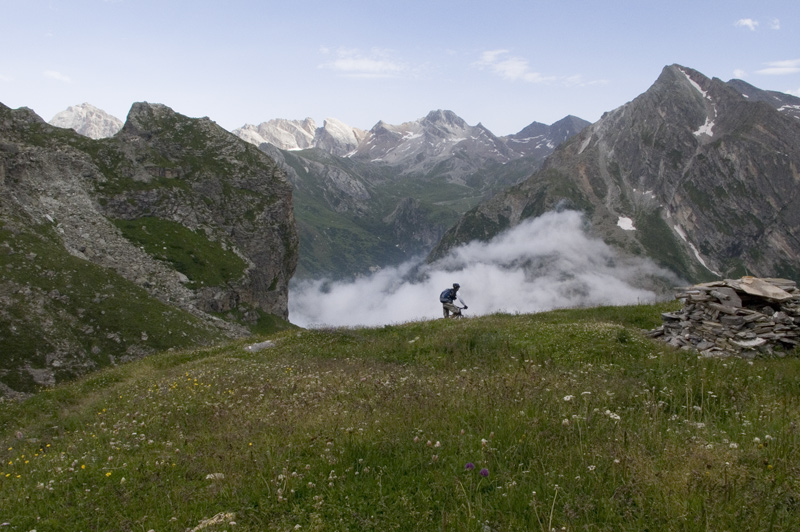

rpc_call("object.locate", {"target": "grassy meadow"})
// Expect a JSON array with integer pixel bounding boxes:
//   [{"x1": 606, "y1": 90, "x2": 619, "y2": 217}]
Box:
[{"x1": 2, "y1": 302, "x2": 799, "y2": 531}]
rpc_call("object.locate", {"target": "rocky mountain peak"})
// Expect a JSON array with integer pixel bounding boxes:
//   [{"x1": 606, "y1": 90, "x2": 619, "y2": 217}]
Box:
[
  {"x1": 422, "y1": 109, "x2": 468, "y2": 129},
  {"x1": 49, "y1": 102, "x2": 123, "y2": 139},
  {"x1": 431, "y1": 64, "x2": 800, "y2": 283}
]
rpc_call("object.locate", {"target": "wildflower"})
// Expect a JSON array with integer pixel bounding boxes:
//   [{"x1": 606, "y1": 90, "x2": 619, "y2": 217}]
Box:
[
  {"x1": 465, "y1": 462, "x2": 475, "y2": 471},
  {"x1": 479, "y1": 468, "x2": 489, "y2": 477},
  {"x1": 434, "y1": 441, "x2": 441, "y2": 448},
  {"x1": 729, "y1": 442, "x2": 739, "y2": 449},
  {"x1": 587, "y1": 465, "x2": 596, "y2": 471},
  {"x1": 481, "y1": 439, "x2": 488, "y2": 447},
  {"x1": 564, "y1": 395, "x2": 574, "y2": 401},
  {"x1": 562, "y1": 419, "x2": 570, "y2": 426}
]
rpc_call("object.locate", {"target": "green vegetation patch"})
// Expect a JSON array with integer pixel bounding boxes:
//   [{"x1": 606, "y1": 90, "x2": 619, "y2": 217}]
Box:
[
  {"x1": 113, "y1": 217, "x2": 247, "y2": 288},
  {"x1": 0, "y1": 220, "x2": 224, "y2": 394},
  {"x1": 2, "y1": 302, "x2": 798, "y2": 530},
  {"x1": 634, "y1": 210, "x2": 702, "y2": 281}
]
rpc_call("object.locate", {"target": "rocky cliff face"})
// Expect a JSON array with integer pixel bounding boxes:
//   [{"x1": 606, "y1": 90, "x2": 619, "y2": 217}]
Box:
[
  {"x1": 0, "y1": 102, "x2": 298, "y2": 397},
  {"x1": 429, "y1": 65, "x2": 800, "y2": 283}
]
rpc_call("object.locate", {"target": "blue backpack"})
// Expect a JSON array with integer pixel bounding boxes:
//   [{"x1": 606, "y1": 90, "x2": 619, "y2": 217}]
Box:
[{"x1": 439, "y1": 289, "x2": 453, "y2": 303}]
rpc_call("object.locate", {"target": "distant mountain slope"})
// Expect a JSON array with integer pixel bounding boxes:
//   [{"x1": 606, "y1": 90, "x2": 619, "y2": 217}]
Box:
[
  {"x1": 429, "y1": 65, "x2": 800, "y2": 282},
  {"x1": 49, "y1": 103, "x2": 123, "y2": 139},
  {"x1": 264, "y1": 113, "x2": 587, "y2": 279},
  {"x1": 232, "y1": 118, "x2": 367, "y2": 156},
  {"x1": 0, "y1": 102, "x2": 298, "y2": 397}
]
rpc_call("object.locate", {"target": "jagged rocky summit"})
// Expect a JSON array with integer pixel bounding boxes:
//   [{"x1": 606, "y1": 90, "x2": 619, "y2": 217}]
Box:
[
  {"x1": 0, "y1": 101, "x2": 298, "y2": 397},
  {"x1": 650, "y1": 277, "x2": 799, "y2": 358}
]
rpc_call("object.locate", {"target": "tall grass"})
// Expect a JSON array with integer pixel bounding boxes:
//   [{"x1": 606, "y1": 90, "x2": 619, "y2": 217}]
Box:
[{"x1": 1, "y1": 303, "x2": 798, "y2": 531}]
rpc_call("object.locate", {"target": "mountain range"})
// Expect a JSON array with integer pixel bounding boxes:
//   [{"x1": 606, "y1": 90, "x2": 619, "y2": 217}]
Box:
[
  {"x1": 51, "y1": 106, "x2": 589, "y2": 279},
  {"x1": 44, "y1": 66, "x2": 800, "y2": 285}
]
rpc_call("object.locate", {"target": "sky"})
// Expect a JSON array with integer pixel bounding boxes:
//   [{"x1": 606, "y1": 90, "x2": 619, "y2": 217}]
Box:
[
  {"x1": 2, "y1": 0, "x2": 799, "y2": 136},
  {"x1": 289, "y1": 211, "x2": 682, "y2": 328}
]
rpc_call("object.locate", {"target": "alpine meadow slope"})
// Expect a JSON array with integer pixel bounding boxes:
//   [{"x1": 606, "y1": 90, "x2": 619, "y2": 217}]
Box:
[{"x1": 2, "y1": 306, "x2": 799, "y2": 530}]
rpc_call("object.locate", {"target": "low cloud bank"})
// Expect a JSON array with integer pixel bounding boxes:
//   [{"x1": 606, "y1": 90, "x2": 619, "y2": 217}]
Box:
[{"x1": 289, "y1": 210, "x2": 681, "y2": 328}]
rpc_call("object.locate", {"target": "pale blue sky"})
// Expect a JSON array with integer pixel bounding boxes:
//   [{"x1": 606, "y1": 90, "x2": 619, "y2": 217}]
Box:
[{"x1": 2, "y1": 0, "x2": 798, "y2": 135}]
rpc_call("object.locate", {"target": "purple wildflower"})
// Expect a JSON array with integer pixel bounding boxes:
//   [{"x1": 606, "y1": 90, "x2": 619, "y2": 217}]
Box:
[
  {"x1": 479, "y1": 468, "x2": 489, "y2": 477},
  {"x1": 465, "y1": 462, "x2": 475, "y2": 471}
]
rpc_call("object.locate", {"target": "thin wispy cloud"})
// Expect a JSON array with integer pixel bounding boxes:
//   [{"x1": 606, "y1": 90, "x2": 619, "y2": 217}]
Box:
[
  {"x1": 319, "y1": 47, "x2": 409, "y2": 79},
  {"x1": 770, "y1": 18, "x2": 781, "y2": 30},
  {"x1": 474, "y1": 49, "x2": 555, "y2": 84},
  {"x1": 44, "y1": 70, "x2": 72, "y2": 83},
  {"x1": 734, "y1": 18, "x2": 759, "y2": 31},
  {"x1": 473, "y1": 50, "x2": 606, "y2": 87},
  {"x1": 756, "y1": 59, "x2": 800, "y2": 76}
]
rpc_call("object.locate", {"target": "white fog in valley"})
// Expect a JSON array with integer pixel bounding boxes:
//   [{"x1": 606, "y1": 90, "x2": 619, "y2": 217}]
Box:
[{"x1": 289, "y1": 210, "x2": 682, "y2": 328}]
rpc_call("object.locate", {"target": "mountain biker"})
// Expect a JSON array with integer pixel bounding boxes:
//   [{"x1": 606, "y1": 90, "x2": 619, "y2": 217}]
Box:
[{"x1": 440, "y1": 283, "x2": 467, "y2": 318}]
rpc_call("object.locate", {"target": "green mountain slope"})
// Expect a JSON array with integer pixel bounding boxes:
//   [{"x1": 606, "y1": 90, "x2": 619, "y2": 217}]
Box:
[
  {"x1": 0, "y1": 102, "x2": 298, "y2": 397},
  {"x1": 2, "y1": 304, "x2": 799, "y2": 531}
]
